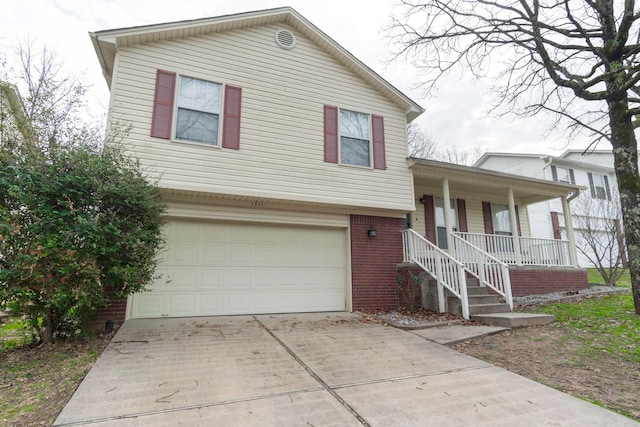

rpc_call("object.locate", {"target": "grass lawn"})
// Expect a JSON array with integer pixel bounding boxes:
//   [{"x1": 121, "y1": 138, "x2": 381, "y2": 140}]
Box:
[
  {"x1": 453, "y1": 291, "x2": 640, "y2": 421},
  {"x1": 587, "y1": 267, "x2": 631, "y2": 287},
  {"x1": 0, "y1": 319, "x2": 110, "y2": 426}
]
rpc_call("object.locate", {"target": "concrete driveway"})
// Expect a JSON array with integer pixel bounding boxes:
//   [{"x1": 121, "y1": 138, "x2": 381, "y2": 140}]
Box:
[{"x1": 55, "y1": 313, "x2": 637, "y2": 426}]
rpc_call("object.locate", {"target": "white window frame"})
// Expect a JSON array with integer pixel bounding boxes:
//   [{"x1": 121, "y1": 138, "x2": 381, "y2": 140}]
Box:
[
  {"x1": 491, "y1": 203, "x2": 512, "y2": 236},
  {"x1": 555, "y1": 166, "x2": 572, "y2": 183},
  {"x1": 173, "y1": 75, "x2": 223, "y2": 146},
  {"x1": 590, "y1": 173, "x2": 608, "y2": 200},
  {"x1": 435, "y1": 197, "x2": 457, "y2": 250},
  {"x1": 338, "y1": 108, "x2": 372, "y2": 168}
]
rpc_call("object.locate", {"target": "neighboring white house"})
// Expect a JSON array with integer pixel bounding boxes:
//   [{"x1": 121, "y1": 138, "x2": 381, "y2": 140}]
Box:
[
  {"x1": 0, "y1": 82, "x2": 29, "y2": 149},
  {"x1": 475, "y1": 150, "x2": 627, "y2": 268}
]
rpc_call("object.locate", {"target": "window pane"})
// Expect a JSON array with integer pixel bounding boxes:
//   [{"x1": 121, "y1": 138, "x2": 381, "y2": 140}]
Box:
[
  {"x1": 437, "y1": 227, "x2": 448, "y2": 250},
  {"x1": 492, "y1": 204, "x2": 511, "y2": 234},
  {"x1": 435, "y1": 197, "x2": 457, "y2": 228},
  {"x1": 176, "y1": 109, "x2": 219, "y2": 145},
  {"x1": 339, "y1": 110, "x2": 370, "y2": 140},
  {"x1": 178, "y1": 77, "x2": 221, "y2": 114},
  {"x1": 557, "y1": 167, "x2": 571, "y2": 183},
  {"x1": 341, "y1": 137, "x2": 370, "y2": 166}
]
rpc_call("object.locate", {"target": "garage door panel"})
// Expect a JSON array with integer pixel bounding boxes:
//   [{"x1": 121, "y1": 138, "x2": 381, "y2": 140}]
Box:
[
  {"x1": 198, "y1": 269, "x2": 225, "y2": 289},
  {"x1": 131, "y1": 220, "x2": 347, "y2": 318}
]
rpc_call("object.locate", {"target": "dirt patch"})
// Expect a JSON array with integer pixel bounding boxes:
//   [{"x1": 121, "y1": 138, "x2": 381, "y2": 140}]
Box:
[
  {"x1": 0, "y1": 336, "x2": 110, "y2": 426},
  {"x1": 449, "y1": 323, "x2": 640, "y2": 421},
  {"x1": 358, "y1": 308, "x2": 477, "y2": 329}
]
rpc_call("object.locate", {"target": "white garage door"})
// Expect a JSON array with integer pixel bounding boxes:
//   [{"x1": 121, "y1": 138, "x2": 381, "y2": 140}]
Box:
[{"x1": 131, "y1": 219, "x2": 347, "y2": 318}]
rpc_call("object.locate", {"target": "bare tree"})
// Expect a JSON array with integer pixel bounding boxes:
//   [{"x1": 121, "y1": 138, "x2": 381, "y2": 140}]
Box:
[
  {"x1": 408, "y1": 122, "x2": 438, "y2": 158},
  {"x1": 389, "y1": 0, "x2": 640, "y2": 313},
  {"x1": 572, "y1": 192, "x2": 627, "y2": 286},
  {"x1": 5, "y1": 41, "x2": 103, "y2": 154}
]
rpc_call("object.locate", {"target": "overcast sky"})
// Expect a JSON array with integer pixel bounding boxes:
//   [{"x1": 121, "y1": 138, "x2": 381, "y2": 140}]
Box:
[{"x1": 1, "y1": 0, "x2": 596, "y2": 157}]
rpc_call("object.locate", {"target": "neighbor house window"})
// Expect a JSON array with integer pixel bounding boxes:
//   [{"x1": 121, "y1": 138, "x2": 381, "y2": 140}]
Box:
[
  {"x1": 588, "y1": 173, "x2": 611, "y2": 200},
  {"x1": 551, "y1": 165, "x2": 574, "y2": 184},
  {"x1": 175, "y1": 76, "x2": 222, "y2": 145},
  {"x1": 435, "y1": 197, "x2": 457, "y2": 250},
  {"x1": 339, "y1": 109, "x2": 371, "y2": 167}
]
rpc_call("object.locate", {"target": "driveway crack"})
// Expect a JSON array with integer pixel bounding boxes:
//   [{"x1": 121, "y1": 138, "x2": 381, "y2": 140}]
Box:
[{"x1": 253, "y1": 316, "x2": 370, "y2": 427}]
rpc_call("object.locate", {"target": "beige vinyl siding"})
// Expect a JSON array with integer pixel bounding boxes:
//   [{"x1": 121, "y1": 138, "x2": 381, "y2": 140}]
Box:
[
  {"x1": 411, "y1": 185, "x2": 531, "y2": 238},
  {"x1": 108, "y1": 23, "x2": 414, "y2": 213}
]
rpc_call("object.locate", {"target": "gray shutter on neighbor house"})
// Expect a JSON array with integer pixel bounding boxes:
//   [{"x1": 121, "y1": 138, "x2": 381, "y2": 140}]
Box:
[
  {"x1": 551, "y1": 165, "x2": 558, "y2": 182},
  {"x1": 588, "y1": 172, "x2": 596, "y2": 198},
  {"x1": 569, "y1": 169, "x2": 575, "y2": 184},
  {"x1": 604, "y1": 175, "x2": 612, "y2": 200}
]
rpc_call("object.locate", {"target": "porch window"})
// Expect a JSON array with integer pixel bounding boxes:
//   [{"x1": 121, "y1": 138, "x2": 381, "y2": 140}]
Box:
[
  {"x1": 492, "y1": 203, "x2": 514, "y2": 252},
  {"x1": 435, "y1": 197, "x2": 456, "y2": 249}
]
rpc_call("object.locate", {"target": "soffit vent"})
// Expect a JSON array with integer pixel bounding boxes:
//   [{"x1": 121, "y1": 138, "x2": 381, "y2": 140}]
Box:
[{"x1": 275, "y1": 29, "x2": 296, "y2": 50}]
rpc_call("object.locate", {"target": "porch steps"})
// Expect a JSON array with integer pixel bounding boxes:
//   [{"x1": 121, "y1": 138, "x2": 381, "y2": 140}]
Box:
[
  {"x1": 450, "y1": 283, "x2": 556, "y2": 327},
  {"x1": 471, "y1": 313, "x2": 555, "y2": 329}
]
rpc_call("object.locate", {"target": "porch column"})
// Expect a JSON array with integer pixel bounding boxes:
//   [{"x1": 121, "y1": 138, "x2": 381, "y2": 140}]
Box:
[
  {"x1": 562, "y1": 195, "x2": 579, "y2": 267},
  {"x1": 507, "y1": 188, "x2": 522, "y2": 265},
  {"x1": 442, "y1": 178, "x2": 453, "y2": 252}
]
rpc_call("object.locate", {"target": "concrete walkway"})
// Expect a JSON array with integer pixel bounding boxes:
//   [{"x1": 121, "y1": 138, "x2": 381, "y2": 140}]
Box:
[{"x1": 55, "y1": 313, "x2": 637, "y2": 426}]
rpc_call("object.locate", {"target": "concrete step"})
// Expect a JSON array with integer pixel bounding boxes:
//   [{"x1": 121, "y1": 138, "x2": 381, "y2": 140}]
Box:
[
  {"x1": 465, "y1": 285, "x2": 489, "y2": 296},
  {"x1": 472, "y1": 312, "x2": 555, "y2": 328},
  {"x1": 468, "y1": 294, "x2": 501, "y2": 305},
  {"x1": 468, "y1": 303, "x2": 512, "y2": 315}
]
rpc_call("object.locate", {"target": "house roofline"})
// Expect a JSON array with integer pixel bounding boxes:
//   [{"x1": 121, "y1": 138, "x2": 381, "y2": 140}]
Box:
[
  {"x1": 410, "y1": 157, "x2": 584, "y2": 199},
  {"x1": 89, "y1": 7, "x2": 424, "y2": 122}
]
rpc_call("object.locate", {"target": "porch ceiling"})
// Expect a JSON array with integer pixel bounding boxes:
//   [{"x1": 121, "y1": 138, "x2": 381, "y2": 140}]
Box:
[{"x1": 409, "y1": 158, "x2": 584, "y2": 205}]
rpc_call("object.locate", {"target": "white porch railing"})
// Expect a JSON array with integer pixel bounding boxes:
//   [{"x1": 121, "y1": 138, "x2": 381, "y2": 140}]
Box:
[
  {"x1": 451, "y1": 234, "x2": 513, "y2": 310},
  {"x1": 455, "y1": 232, "x2": 572, "y2": 267},
  {"x1": 402, "y1": 229, "x2": 469, "y2": 319}
]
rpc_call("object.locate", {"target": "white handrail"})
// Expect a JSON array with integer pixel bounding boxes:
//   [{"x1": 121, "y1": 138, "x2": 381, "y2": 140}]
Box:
[
  {"x1": 402, "y1": 229, "x2": 469, "y2": 319},
  {"x1": 455, "y1": 232, "x2": 572, "y2": 267},
  {"x1": 451, "y1": 234, "x2": 513, "y2": 310}
]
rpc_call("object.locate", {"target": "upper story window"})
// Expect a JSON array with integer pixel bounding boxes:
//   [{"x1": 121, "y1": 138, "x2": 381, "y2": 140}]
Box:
[
  {"x1": 150, "y1": 70, "x2": 242, "y2": 150},
  {"x1": 323, "y1": 105, "x2": 386, "y2": 170},
  {"x1": 176, "y1": 76, "x2": 222, "y2": 145},
  {"x1": 550, "y1": 165, "x2": 575, "y2": 184},
  {"x1": 588, "y1": 172, "x2": 611, "y2": 200},
  {"x1": 339, "y1": 109, "x2": 371, "y2": 167}
]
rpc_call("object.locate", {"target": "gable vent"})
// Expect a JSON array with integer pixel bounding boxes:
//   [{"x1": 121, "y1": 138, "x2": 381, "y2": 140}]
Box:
[{"x1": 275, "y1": 29, "x2": 296, "y2": 50}]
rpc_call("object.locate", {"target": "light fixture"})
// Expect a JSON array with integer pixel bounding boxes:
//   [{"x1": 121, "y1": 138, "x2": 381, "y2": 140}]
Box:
[
  {"x1": 419, "y1": 196, "x2": 426, "y2": 204},
  {"x1": 367, "y1": 225, "x2": 377, "y2": 237}
]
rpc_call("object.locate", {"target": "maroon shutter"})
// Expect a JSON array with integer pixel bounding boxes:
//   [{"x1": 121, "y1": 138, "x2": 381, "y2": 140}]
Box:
[
  {"x1": 324, "y1": 105, "x2": 338, "y2": 163},
  {"x1": 423, "y1": 195, "x2": 437, "y2": 244},
  {"x1": 222, "y1": 85, "x2": 242, "y2": 149},
  {"x1": 515, "y1": 205, "x2": 522, "y2": 236},
  {"x1": 550, "y1": 212, "x2": 561, "y2": 240},
  {"x1": 482, "y1": 201, "x2": 494, "y2": 234},
  {"x1": 372, "y1": 115, "x2": 386, "y2": 170},
  {"x1": 150, "y1": 70, "x2": 176, "y2": 139},
  {"x1": 456, "y1": 199, "x2": 468, "y2": 232}
]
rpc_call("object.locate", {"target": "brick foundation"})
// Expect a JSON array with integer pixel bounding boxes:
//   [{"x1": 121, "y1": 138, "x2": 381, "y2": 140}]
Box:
[
  {"x1": 350, "y1": 215, "x2": 405, "y2": 310},
  {"x1": 90, "y1": 298, "x2": 127, "y2": 333},
  {"x1": 509, "y1": 266, "x2": 588, "y2": 296}
]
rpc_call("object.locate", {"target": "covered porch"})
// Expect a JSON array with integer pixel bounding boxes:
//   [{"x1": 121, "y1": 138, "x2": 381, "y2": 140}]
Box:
[
  {"x1": 409, "y1": 158, "x2": 582, "y2": 268},
  {"x1": 404, "y1": 159, "x2": 588, "y2": 317}
]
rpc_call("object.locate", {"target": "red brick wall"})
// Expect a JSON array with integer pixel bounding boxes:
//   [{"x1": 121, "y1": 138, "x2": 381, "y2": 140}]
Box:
[
  {"x1": 90, "y1": 298, "x2": 127, "y2": 332},
  {"x1": 509, "y1": 267, "x2": 588, "y2": 296},
  {"x1": 350, "y1": 215, "x2": 405, "y2": 310}
]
